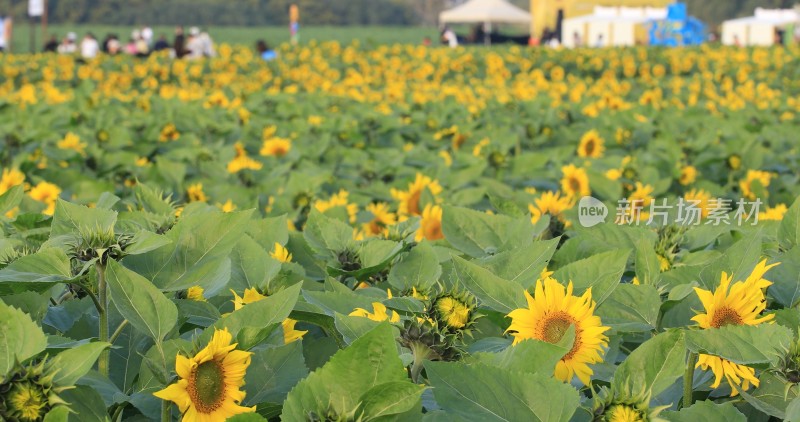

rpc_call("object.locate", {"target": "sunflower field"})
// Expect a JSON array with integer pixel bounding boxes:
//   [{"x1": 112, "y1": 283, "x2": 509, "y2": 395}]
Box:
[{"x1": 1, "y1": 42, "x2": 800, "y2": 421}]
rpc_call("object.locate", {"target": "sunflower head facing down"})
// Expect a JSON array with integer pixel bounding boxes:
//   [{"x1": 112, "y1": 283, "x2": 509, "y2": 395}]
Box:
[
  {"x1": 691, "y1": 259, "x2": 778, "y2": 396},
  {"x1": 154, "y1": 328, "x2": 256, "y2": 421},
  {"x1": 506, "y1": 276, "x2": 609, "y2": 385}
]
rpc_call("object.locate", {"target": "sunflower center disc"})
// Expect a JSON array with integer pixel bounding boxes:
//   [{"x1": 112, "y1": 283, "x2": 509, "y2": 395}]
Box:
[
  {"x1": 190, "y1": 360, "x2": 226, "y2": 413},
  {"x1": 542, "y1": 315, "x2": 573, "y2": 344},
  {"x1": 569, "y1": 177, "x2": 581, "y2": 193},
  {"x1": 408, "y1": 190, "x2": 422, "y2": 215},
  {"x1": 584, "y1": 140, "x2": 595, "y2": 156},
  {"x1": 710, "y1": 307, "x2": 744, "y2": 328}
]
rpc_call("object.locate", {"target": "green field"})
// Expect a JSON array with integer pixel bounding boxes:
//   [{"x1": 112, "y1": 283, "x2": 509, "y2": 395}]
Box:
[{"x1": 8, "y1": 24, "x2": 438, "y2": 52}]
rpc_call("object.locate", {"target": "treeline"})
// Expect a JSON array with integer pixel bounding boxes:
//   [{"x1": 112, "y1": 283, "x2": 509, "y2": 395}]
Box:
[
  {"x1": 685, "y1": 0, "x2": 796, "y2": 28},
  {"x1": 2, "y1": 0, "x2": 795, "y2": 28},
  {"x1": 2, "y1": 0, "x2": 441, "y2": 25}
]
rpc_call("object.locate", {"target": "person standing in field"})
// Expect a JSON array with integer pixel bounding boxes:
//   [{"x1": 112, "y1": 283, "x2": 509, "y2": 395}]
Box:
[
  {"x1": 186, "y1": 27, "x2": 204, "y2": 59},
  {"x1": 0, "y1": 14, "x2": 12, "y2": 53},
  {"x1": 80, "y1": 33, "x2": 100, "y2": 59},
  {"x1": 442, "y1": 26, "x2": 458, "y2": 48},
  {"x1": 174, "y1": 26, "x2": 187, "y2": 58}
]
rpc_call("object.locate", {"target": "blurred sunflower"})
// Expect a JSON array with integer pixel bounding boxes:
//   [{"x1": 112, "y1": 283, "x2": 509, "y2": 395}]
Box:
[
  {"x1": 679, "y1": 165, "x2": 697, "y2": 186},
  {"x1": 759, "y1": 204, "x2": 787, "y2": 221},
  {"x1": 739, "y1": 170, "x2": 771, "y2": 200},
  {"x1": 362, "y1": 202, "x2": 397, "y2": 237},
  {"x1": 560, "y1": 164, "x2": 590, "y2": 197},
  {"x1": 153, "y1": 328, "x2": 256, "y2": 421},
  {"x1": 260, "y1": 137, "x2": 292, "y2": 157},
  {"x1": 692, "y1": 260, "x2": 778, "y2": 396},
  {"x1": 391, "y1": 173, "x2": 442, "y2": 216},
  {"x1": 227, "y1": 142, "x2": 263, "y2": 173},
  {"x1": 416, "y1": 204, "x2": 444, "y2": 241},
  {"x1": 528, "y1": 191, "x2": 573, "y2": 224},
  {"x1": 314, "y1": 190, "x2": 358, "y2": 223},
  {"x1": 577, "y1": 130, "x2": 605, "y2": 158},
  {"x1": 683, "y1": 189, "x2": 711, "y2": 219},
  {"x1": 186, "y1": 183, "x2": 207, "y2": 203},
  {"x1": 57, "y1": 132, "x2": 87, "y2": 156},
  {"x1": 159, "y1": 123, "x2": 180, "y2": 142},
  {"x1": 0, "y1": 168, "x2": 25, "y2": 195},
  {"x1": 28, "y1": 181, "x2": 62, "y2": 215},
  {"x1": 506, "y1": 276, "x2": 609, "y2": 385}
]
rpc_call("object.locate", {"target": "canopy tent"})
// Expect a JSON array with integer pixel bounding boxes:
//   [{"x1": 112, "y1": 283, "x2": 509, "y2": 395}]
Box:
[
  {"x1": 562, "y1": 6, "x2": 665, "y2": 47},
  {"x1": 721, "y1": 8, "x2": 798, "y2": 46},
  {"x1": 439, "y1": 0, "x2": 531, "y2": 25}
]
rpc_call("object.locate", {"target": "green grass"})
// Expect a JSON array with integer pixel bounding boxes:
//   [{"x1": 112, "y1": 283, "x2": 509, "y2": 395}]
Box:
[{"x1": 8, "y1": 24, "x2": 439, "y2": 53}]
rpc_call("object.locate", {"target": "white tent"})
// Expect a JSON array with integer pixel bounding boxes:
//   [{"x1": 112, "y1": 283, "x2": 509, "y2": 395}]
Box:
[
  {"x1": 562, "y1": 6, "x2": 665, "y2": 48},
  {"x1": 439, "y1": 0, "x2": 531, "y2": 25},
  {"x1": 721, "y1": 8, "x2": 798, "y2": 46}
]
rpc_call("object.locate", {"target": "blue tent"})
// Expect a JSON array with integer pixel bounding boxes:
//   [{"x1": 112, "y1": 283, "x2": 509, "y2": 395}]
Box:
[{"x1": 648, "y1": 3, "x2": 706, "y2": 46}]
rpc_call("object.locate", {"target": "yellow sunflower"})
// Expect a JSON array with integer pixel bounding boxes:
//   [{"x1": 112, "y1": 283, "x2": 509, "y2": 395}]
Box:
[
  {"x1": 260, "y1": 137, "x2": 292, "y2": 157},
  {"x1": 187, "y1": 286, "x2": 206, "y2": 302},
  {"x1": 416, "y1": 204, "x2": 444, "y2": 241},
  {"x1": 679, "y1": 165, "x2": 697, "y2": 186},
  {"x1": 391, "y1": 173, "x2": 443, "y2": 216},
  {"x1": 231, "y1": 289, "x2": 307, "y2": 344},
  {"x1": 684, "y1": 189, "x2": 712, "y2": 219},
  {"x1": 226, "y1": 142, "x2": 263, "y2": 174},
  {"x1": 0, "y1": 168, "x2": 25, "y2": 195},
  {"x1": 186, "y1": 183, "x2": 207, "y2": 203},
  {"x1": 759, "y1": 204, "x2": 787, "y2": 221},
  {"x1": 691, "y1": 259, "x2": 778, "y2": 396},
  {"x1": 57, "y1": 132, "x2": 87, "y2": 156},
  {"x1": 529, "y1": 191, "x2": 573, "y2": 224},
  {"x1": 270, "y1": 243, "x2": 292, "y2": 263},
  {"x1": 27, "y1": 181, "x2": 62, "y2": 216},
  {"x1": 577, "y1": 130, "x2": 605, "y2": 158},
  {"x1": 159, "y1": 123, "x2": 180, "y2": 142},
  {"x1": 506, "y1": 276, "x2": 609, "y2": 385},
  {"x1": 362, "y1": 202, "x2": 397, "y2": 237},
  {"x1": 349, "y1": 302, "x2": 401, "y2": 323},
  {"x1": 313, "y1": 190, "x2": 358, "y2": 223},
  {"x1": 153, "y1": 328, "x2": 256, "y2": 421},
  {"x1": 739, "y1": 170, "x2": 771, "y2": 200},
  {"x1": 561, "y1": 164, "x2": 590, "y2": 197}
]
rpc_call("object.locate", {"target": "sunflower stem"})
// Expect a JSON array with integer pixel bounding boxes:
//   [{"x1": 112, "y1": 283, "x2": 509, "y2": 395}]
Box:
[
  {"x1": 682, "y1": 352, "x2": 698, "y2": 409},
  {"x1": 409, "y1": 341, "x2": 438, "y2": 384},
  {"x1": 161, "y1": 400, "x2": 171, "y2": 422},
  {"x1": 97, "y1": 263, "x2": 109, "y2": 377}
]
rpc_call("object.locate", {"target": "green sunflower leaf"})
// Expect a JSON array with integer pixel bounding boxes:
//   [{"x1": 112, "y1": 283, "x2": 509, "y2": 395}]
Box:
[
  {"x1": 425, "y1": 361, "x2": 579, "y2": 422},
  {"x1": 684, "y1": 324, "x2": 792, "y2": 366},
  {"x1": 0, "y1": 301, "x2": 48, "y2": 381},
  {"x1": 451, "y1": 255, "x2": 525, "y2": 314},
  {"x1": 282, "y1": 324, "x2": 409, "y2": 420},
  {"x1": 661, "y1": 400, "x2": 746, "y2": 421},
  {"x1": 612, "y1": 330, "x2": 686, "y2": 398},
  {"x1": 105, "y1": 259, "x2": 178, "y2": 342}
]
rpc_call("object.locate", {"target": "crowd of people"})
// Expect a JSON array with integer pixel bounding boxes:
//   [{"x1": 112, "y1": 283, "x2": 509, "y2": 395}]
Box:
[{"x1": 40, "y1": 26, "x2": 221, "y2": 59}]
